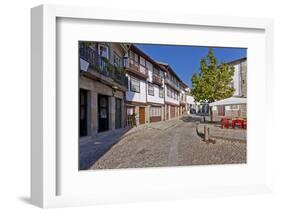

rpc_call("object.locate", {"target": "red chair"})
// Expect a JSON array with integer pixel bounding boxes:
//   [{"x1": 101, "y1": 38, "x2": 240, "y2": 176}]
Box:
[
  {"x1": 242, "y1": 119, "x2": 247, "y2": 129},
  {"x1": 221, "y1": 117, "x2": 230, "y2": 129}
]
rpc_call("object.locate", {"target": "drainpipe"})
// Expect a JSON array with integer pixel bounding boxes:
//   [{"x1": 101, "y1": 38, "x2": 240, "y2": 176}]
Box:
[{"x1": 240, "y1": 62, "x2": 243, "y2": 97}]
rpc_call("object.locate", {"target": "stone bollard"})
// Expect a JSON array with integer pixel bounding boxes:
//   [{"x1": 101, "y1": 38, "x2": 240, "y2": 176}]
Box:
[{"x1": 204, "y1": 125, "x2": 209, "y2": 142}]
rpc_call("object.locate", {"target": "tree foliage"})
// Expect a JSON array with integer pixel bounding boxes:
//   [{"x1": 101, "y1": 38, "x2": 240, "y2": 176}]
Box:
[{"x1": 191, "y1": 48, "x2": 235, "y2": 103}]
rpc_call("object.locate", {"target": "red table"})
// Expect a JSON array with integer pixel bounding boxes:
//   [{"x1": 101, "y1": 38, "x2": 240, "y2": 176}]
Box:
[{"x1": 232, "y1": 119, "x2": 246, "y2": 129}]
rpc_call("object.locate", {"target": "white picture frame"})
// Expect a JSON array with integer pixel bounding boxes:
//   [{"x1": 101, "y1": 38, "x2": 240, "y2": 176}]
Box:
[{"x1": 31, "y1": 4, "x2": 274, "y2": 208}]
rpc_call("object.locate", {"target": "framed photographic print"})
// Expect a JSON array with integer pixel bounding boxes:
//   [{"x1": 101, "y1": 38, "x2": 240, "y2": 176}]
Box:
[{"x1": 31, "y1": 4, "x2": 274, "y2": 208}]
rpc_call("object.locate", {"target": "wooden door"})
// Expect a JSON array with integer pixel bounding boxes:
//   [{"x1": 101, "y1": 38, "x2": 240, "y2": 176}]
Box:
[{"x1": 139, "y1": 107, "x2": 145, "y2": 124}]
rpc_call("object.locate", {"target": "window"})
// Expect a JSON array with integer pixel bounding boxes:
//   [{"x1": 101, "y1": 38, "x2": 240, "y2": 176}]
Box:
[
  {"x1": 134, "y1": 53, "x2": 138, "y2": 64},
  {"x1": 146, "y1": 61, "x2": 152, "y2": 70},
  {"x1": 129, "y1": 51, "x2": 138, "y2": 65},
  {"x1": 134, "y1": 53, "x2": 139, "y2": 65},
  {"x1": 139, "y1": 56, "x2": 147, "y2": 74},
  {"x1": 99, "y1": 44, "x2": 109, "y2": 59},
  {"x1": 129, "y1": 51, "x2": 134, "y2": 64},
  {"x1": 229, "y1": 105, "x2": 239, "y2": 110},
  {"x1": 148, "y1": 83, "x2": 154, "y2": 96},
  {"x1": 153, "y1": 67, "x2": 160, "y2": 76},
  {"x1": 113, "y1": 52, "x2": 122, "y2": 67},
  {"x1": 159, "y1": 87, "x2": 164, "y2": 98},
  {"x1": 159, "y1": 70, "x2": 164, "y2": 77},
  {"x1": 130, "y1": 77, "x2": 140, "y2": 93},
  {"x1": 127, "y1": 107, "x2": 134, "y2": 116},
  {"x1": 150, "y1": 107, "x2": 161, "y2": 117},
  {"x1": 140, "y1": 56, "x2": 146, "y2": 67},
  {"x1": 167, "y1": 87, "x2": 170, "y2": 97}
]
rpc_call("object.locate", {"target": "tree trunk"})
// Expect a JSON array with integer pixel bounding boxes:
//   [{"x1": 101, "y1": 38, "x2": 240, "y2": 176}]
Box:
[{"x1": 209, "y1": 106, "x2": 213, "y2": 122}]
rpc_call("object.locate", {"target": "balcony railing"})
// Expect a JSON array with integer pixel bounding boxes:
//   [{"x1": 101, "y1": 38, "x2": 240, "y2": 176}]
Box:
[
  {"x1": 165, "y1": 78, "x2": 180, "y2": 91},
  {"x1": 79, "y1": 45, "x2": 128, "y2": 88},
  {"x1": 152, "y1": 74, "x2": 162, "y2": 86},
  {"x1": 124, "y1": 58, "x2": 148, "y2": 79}
]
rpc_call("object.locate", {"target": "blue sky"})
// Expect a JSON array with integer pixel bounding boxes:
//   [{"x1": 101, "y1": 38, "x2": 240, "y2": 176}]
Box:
[{"x1": 136, "y1": 44, "x2": 247, "y2": 87}]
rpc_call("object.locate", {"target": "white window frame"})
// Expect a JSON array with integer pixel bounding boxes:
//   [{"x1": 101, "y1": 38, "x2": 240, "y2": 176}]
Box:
[
  {"x1": 130, "y1": 76, "x2": 140, "y2": 93},
  {"x1": 159, "y1": 87, "x2": 164, "y2": 98},
  {"x1": 113, "y1": 51, "x2": 122, "y2": 67},
  {"x1": 148, "y1": 83, "x2": 154, "y2": 96},
  {"x1": 98, "y1": 44, "x2": 109, "y2": 59}
]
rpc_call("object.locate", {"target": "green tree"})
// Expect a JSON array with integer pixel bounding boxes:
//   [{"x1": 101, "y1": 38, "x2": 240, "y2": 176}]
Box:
[{"x1": 191, "y1": 48, "x2": 235, "y2": 103}]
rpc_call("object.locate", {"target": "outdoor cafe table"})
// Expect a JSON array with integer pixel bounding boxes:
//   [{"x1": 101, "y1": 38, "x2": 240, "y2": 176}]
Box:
[{"x1": 231, "y1": 118, "x2": 245, "y2": 129}]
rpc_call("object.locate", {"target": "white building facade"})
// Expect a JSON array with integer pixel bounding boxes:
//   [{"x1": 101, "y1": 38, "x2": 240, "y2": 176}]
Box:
[
  {"x1": 125, "y1": 45, "x2": 167, "y2": 125},
  {"x1": 125, "y1": 45, "x2": 188, "y2": 126},
  {"x1": 211, "y1": 57, "x2": 247, "y2": 121}
]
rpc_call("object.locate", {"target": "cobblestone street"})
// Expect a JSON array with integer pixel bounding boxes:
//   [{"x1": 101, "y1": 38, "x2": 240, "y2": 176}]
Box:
[{"x1": 89, "y1": 116, "x2": 246, "y2": 170}]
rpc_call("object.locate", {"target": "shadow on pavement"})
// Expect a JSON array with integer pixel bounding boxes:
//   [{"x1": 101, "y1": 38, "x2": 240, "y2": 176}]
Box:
[
  {"x1": 79, "y1": 127, "x2": 132, "y2": 170},
  {"x1": 180, "y1": 116, "x2": 202, "y2": 123}
]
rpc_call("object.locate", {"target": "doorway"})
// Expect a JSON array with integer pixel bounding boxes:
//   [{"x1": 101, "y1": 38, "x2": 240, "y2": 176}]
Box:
[
  {"x1": 218, "y1": 105, "x2": 225, "y2": 116},
  {"x1": 98, "y1": 94, "x2": 109, "y2": 132},
  {"x1": 139, "y1": 107, "x2": 145, "y2": 124},
  {"x1": 79, "y1": 89, "x2": 88, "y2": 137},
  {"x1": 115, "y1": 98, "x2": 122, "y2": 129},
  {"x1": 170, "y1": 105, "x2": 175, "y2": 118}
]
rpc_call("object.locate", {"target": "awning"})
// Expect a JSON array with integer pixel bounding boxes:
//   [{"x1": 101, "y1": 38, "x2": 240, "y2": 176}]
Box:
[{"x1": 209, "y1": 97, "x2": 247, "y2": 106}]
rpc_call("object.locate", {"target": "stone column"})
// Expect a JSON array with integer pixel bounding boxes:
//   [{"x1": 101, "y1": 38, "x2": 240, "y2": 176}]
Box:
[
  {"x1": 168, "y1": 105, "x2": 170, "y2": 120},
  {"x1": 135, "y1": 106, "x2": 139, "y2": 126},
  {"x1": 91, "y1": 91, "x2": 98, "y2": 136},
  {"x1": 162, "y1": 106, "x2": 165, "y2": 121},
  {"x1": 109, "y1": 96, "x2": 115, "y2": 130},
  {"x1": 146, "y1": 105, "x2": 150, "y2": 124},
  {"x1": 122, "y1": 98, "x2": 125, "y2": 128}
]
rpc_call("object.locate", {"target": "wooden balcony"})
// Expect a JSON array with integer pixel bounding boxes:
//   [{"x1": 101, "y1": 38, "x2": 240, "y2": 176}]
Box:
[
  {"x1": 125, "y1": 59, "x2": 148, "y2": 80},
  {"x1": 152, "y1": 74, "x2": 163, "y2": 86},
  {"x1": 165, "y1": 78, "x2": 181, "y2": 92}
]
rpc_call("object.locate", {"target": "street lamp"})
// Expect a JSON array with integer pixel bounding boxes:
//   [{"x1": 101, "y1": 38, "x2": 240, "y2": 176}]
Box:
[{"x1": 112, "y1": 86, "x2": 118, "y2": 97}]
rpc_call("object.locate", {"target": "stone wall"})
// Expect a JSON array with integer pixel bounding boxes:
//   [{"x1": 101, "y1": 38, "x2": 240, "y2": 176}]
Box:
[{"x1": 79, "y1": 75, "x2": 126, "y2": 138}]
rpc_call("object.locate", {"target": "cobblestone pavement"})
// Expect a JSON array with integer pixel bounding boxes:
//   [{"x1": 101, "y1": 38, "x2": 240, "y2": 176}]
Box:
[{"x1": 90, "y1": 116, "x2": 246, "y2": 169}]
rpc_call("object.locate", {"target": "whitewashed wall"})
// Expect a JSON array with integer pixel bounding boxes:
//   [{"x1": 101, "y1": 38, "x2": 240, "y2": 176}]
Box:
[
  {"x1": 147, "y1": 84, "x2": 164, "y2": 104},
  {"x1": 165, "y1": 85, "x2": 179, "y2": 105},
  {"x1": 126, "y1": 74, "x2": 147, "y2": 103},
  {"x1": 186, "y1": 94, "x2": 195, "y2": 104},
  {"x1": 146, "y1": 61, "x2": 153, "y2": 83},
  {"x1": 232, "y1": 64, "x2": 241, "y2": 96}
]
